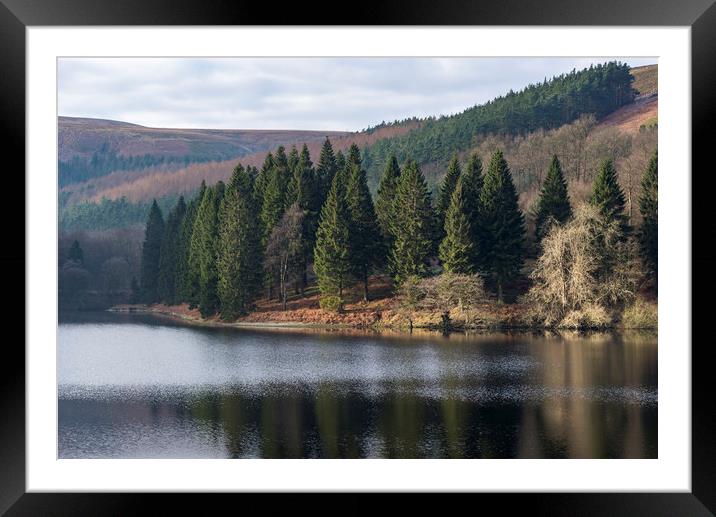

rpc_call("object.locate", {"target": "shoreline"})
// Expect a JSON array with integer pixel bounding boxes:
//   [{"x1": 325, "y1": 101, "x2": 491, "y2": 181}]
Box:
[{"x1": 106, "y1": 303, "x2": 657, "y2": 334}]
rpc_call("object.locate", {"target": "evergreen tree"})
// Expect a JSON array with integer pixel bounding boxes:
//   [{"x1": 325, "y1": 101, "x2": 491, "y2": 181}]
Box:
[
  {"x1": 139, "y1": 199, "x2": 165, "y2": 303},
  {"x1": 479, "y1": 150, "x2": 525, "y2": 302},
  {"x1": 254, "y1": 152, "x2": 275, "y2": 209},
  {"x1": 436, "y1": 154, "x2": 462, "y2": 235},
  {"x1": 389, "y1": 160, "x2": 435, "y2": 284},
  {"x1": 335, "y1": 150, "x2": 346, "y2": 175},
  {"x1": 285, "y1": 145, "x2": 301, "y2": 206},
  {"x1": 260, "y1": 165, "x2": 288, "y2": 246},
  {"x1": 346, "y1": 157, "x2": 381, "y2": 301},
  {"x1": 461, "y1": 153, "x2": 485, "y2": 268},
  {"x1": 217, "y1": 165, "x2": 263, "y2": 320},
  {"x1": 190, "y1": 183, "x2": 223, "y2": 317},
  {"x1": 638, "y1": 148, "x2": 658, "y2": 279},
  {"x1": 535, "y1": 155, "x2": 572, "y2": 241},
  {"x1": 316, "y1": 138, "x2": 338, "y2": 210},
  {"x1": 179, "y1": 181, "x2": 206, "y2": 305},
  {"x1": 439, "y1": 179, "x2": 474, "y2": 274},
  {"x1": 157, "y1": 196, "x2": 186, "y2": 304},
  {"x1": 347, "y1": 143, "x2": 361, "y2": 167},
  {"x1": 68, "y1": 240, "x2": 84, "y2": 266},
  {"x1": 313, "y1": 168, "x2": 352, "y2": 301},
  {"x1": 590, "y1": 158, "x2": 628, "y2": 233},
  {"x1": 375, "y1": 155, "x2": 401, "y2": 254}
]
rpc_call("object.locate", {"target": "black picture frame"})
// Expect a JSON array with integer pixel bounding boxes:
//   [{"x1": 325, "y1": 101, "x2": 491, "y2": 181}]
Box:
[{"x1": 2, "y1": 0, "x2": 714, "y2": 513}]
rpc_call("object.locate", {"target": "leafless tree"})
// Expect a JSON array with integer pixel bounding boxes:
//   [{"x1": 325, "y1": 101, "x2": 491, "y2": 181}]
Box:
[{"x1": 265, "y1": 203, "x2": 306, "y2": 310}]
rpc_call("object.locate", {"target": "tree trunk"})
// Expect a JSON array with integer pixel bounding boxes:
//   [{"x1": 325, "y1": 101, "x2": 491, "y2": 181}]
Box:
[{"x1": 363, "y1": 272, "x2": 369, "y2": 302}]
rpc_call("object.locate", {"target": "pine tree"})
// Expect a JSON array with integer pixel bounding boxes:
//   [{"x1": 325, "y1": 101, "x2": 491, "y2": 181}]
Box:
[
  {"x1": 179, "y1": 181, "x2": 206, "y2": 306},
  {"x1": 346, "y1": 157, "x2": 381, "y2": 301},
  {"x1": 590, "y1": 158, "x2": 628, "y2": 234},
  {"x1": 335, "y1": 150, "x2": 346, "y2": 175},
  {"x1": 313, "y1": 168, "x2": 352, "y2": 301},
  {"x1": 316, "y1": 138, "x2": 337, "y2": 210},
  {"x1": 375, "y1": 155, "x2": 401, "y2": 253},
  {"x1": 260, "y1": 165, "x2": 288, "y2": 246},
  {"x1": 139, "y1": 199, "x2": 165, "y2": 303},
  {"x1": 461, "y1": 153, "x2": 485, "y2": 268},
  {"x1": 479, "y1": 150, "x2": 525, "y2": 302},
  {"x1": 638, "y1": 148, "x2": 658, "y2": 279},
  {"x1": 217, "y1": 165, "x2": 263, "y2": 320},
  {"x1": 189, "y1": 184, "x2": 223, "y2": 317},
  {"x1": 439, "y1": 179, "x2": 474, "y2": 274},
  {"x1": 436, "y1": 154, "x2": 462, "y2": 235},
  {"x1": 254, "y1": 152, "x2": 275, "y2": 209},
  {"x1": 389, "y1": 160, "x2": 435, "y2": 284},
  {"x1": 285, "y1": 145, "x2": 301, "y2": 206},
  {"x1": 347, "y1": 143, "x2": 361, "y2": 167},
  {"x1": 535, "y1": 155, "x2": 572, "y2": 241},
  {"x1": 157, "y1": 196, "x2": 186, "y2": 305},
  {"x1": 68, "y1": 240, "x2": 84, "y2": 266}
]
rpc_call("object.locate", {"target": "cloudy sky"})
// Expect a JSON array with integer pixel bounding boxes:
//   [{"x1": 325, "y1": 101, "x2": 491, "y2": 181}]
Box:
[{"x1": 58, "y1": 57, "x2": 657, "y2": 131}]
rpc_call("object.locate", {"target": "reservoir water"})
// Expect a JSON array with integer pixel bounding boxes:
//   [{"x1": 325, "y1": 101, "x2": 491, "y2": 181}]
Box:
[{"x1": 58, "y1": 312, "x2": 657, "y2": 458}]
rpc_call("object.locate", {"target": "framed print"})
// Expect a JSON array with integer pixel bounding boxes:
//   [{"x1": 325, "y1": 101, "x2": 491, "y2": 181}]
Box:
[{"x1": 3, "y1": 0, "x2": 715, "y2": 513}]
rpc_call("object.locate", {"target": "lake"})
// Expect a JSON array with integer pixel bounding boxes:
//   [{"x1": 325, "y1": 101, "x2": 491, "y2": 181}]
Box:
[{"x1": 58, "y1": 311, "x2": 657, "y2": 459}]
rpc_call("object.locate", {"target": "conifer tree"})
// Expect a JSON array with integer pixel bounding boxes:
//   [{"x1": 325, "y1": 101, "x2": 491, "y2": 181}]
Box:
[
  {"x1": 479, "y1": 150, "x2": 525, "y2": 302},
  {"x1": 375, "y1": 155, "x2": 401, "y2": 252},
  {"x1": 157, "y1": 196, "x2": 186, "y2": 305},
  {"x1": 217, "y1": 165, "x2": 263, "y2": 320},
  {"x1": 436, "y1": 154, "x2": 462, "y2": 235},
  {"x1": 254, "y1": 152, "x2": 275, "y2": 208},
  {"x1": 346, "y1": 157, "x2": 381, "y2": 301},
  {"x1": 68, "y1": 240, "x2": 84, "y2": 266},
  {"x1": 535, "y1": 155, "x2": 572, "y2": 241},
  {"x1": 335, "y1": 150, "x2": 346, "y2": 175},
  {"x1": 190, "y1": 183, "x2": 223, "y2": 317},
  {"x1": 313, "y1": 168, "x2": 352, "y2": 301},
  {"x1": 439, "y1": 179, "x2": 474, "y2": 274},
  {"x1": 139, "y1": 199, "x2": 165, "y2": 303},
  {"x1": 389, "y1": 160, "x2": 435, "y2": 284},
  {"x1": 590, "y1": 158, "x2": 628, "y2": 234},
  {"x1": 316, "y1": 138, "x2": 337, "y2": 210},
  {"x1": 638, "y1": 148, "x2": 658, "y2": 278},
  {"x1": 461, "y1": 153, "x2": 485, "y2": 268},
  {"x1": 285, "y1": 145, "x2": 301, "y2": 206},
  {"x1": 347, "y1": 143, "x2": 361, "y2": 167},
  {"x1": 260, "y1": 165, "x2": 288, "y2": 246},
  {"x1": 179, "y1": 181, "x2": 206, "y2": 306}
]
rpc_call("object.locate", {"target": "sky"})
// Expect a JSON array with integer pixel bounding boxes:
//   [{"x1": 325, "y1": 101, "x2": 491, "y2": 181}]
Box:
[{"x1": 58, "y1": 57, "x2": 657, "y2": 132}]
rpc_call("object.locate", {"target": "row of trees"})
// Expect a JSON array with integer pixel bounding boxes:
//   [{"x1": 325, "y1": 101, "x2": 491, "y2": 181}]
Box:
[{"x1": 139, "y1": 136, "x2": 657, "y2": 322}]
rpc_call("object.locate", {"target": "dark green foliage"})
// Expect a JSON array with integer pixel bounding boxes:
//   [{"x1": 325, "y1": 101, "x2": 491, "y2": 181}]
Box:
[
  {"x1": 375, "y1": 155, "x2": 401, "y2": 253},
  {"x1": 260, "y1": 165, "x2": 289, "y2": 246},
  {"x1": 479, "y1": 151, "x2": 526, "y2": 302},
  {"x1": 157, "y1": 196, "x2": 186, "y2": 305},
  {"x1": 316, "y1": 138, "x2": 338, "y2": 210},
  {"x1": 347, "y1": 143, "x2": 362, "y2": 167},
  {"x1": 638, "y1": 149, "x2": 658, "y2": 278},
  {"x1": 361, "y1": 61, "x2": 636, "y2": 186},
  {"x1": 535, "y1": 155, "x2": 573, "y2": 241},
  {"x1": 389, "y1": 160, "x2": 435, "y2": 283},
  {"x1": 178, "y1": 182, "x2": 205, "y2": 305},
  {"x1": 590, "y1": 158, "x2": 628, "y2": 234},
  {"x1": 335, "y1": 150, "x2": 346, "y2": 174},
  {"x1": 436, "y1": 154, "x2": 462, "y2": 235},
  {"x1": 68, "y1": 240, "x2": 84, "y2": 266},
  {"x1": 346, "y1": 156, "x2": 382, "y2": 301},
  {"x1": 461, "y1": 154, "x2": 485, "y2": 268},
  {"x1": 285, "y1": 145, "x2": 301, "y2": 206},
  {"x1": 217, "y1": 165, "x2": 263, "y2": 320},
  {"x1": 130, "y1": 276, "x2": 140, "y2": 304},
  {"x1": 439, "y1": 179, "x2": 474, "y2": 274},
  {"x1": 190, "y1": 184, "x2": 223, "y2": 317},
  {"x1": 139, "y1": 199, "x2": 165, "y2": 303},
  {"x1": 313, "y1": 168, "x2": 352, "y2": 300},
  {"x1": 59, "y1": 195, "x2": 180, "y2": 232}
]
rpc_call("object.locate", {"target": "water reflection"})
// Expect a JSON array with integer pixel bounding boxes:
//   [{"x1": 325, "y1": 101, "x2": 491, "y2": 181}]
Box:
[{"x1": 58, "y1": 313, "x2": 657, "y2": 458}]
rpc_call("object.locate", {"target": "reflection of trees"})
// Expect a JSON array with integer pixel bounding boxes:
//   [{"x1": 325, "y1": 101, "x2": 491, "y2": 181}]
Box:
[{"x1": 518, "y1": 332, "x2": 657, "y2": 458}]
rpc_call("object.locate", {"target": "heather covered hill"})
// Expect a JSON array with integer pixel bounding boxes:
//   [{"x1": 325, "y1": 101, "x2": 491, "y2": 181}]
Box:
[{"x1": 59, "y1": 116, "x2": 349, "y2": 186}]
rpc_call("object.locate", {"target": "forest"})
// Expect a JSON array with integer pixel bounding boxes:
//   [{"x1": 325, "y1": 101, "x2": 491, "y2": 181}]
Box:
[{"x1": 124, "y1": 135, "x2": 657, "y2": 330}]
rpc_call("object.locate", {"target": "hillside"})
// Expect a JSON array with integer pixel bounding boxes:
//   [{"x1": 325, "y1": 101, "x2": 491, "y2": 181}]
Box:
[
  {"x1": 58, "y1": 116, "x2": 350, "y2": 186},
  {"x1": 59, "y1": 62, "x2": 657, "y2": 231}
]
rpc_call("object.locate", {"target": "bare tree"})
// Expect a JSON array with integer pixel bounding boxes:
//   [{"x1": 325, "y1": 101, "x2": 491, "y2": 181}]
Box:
[
  {"x1": 265, "y1": 203, "x2": 306, "y2": 310},
  {"x1": 419, "y1": 272, "x2": 487, "y2": 332}
]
